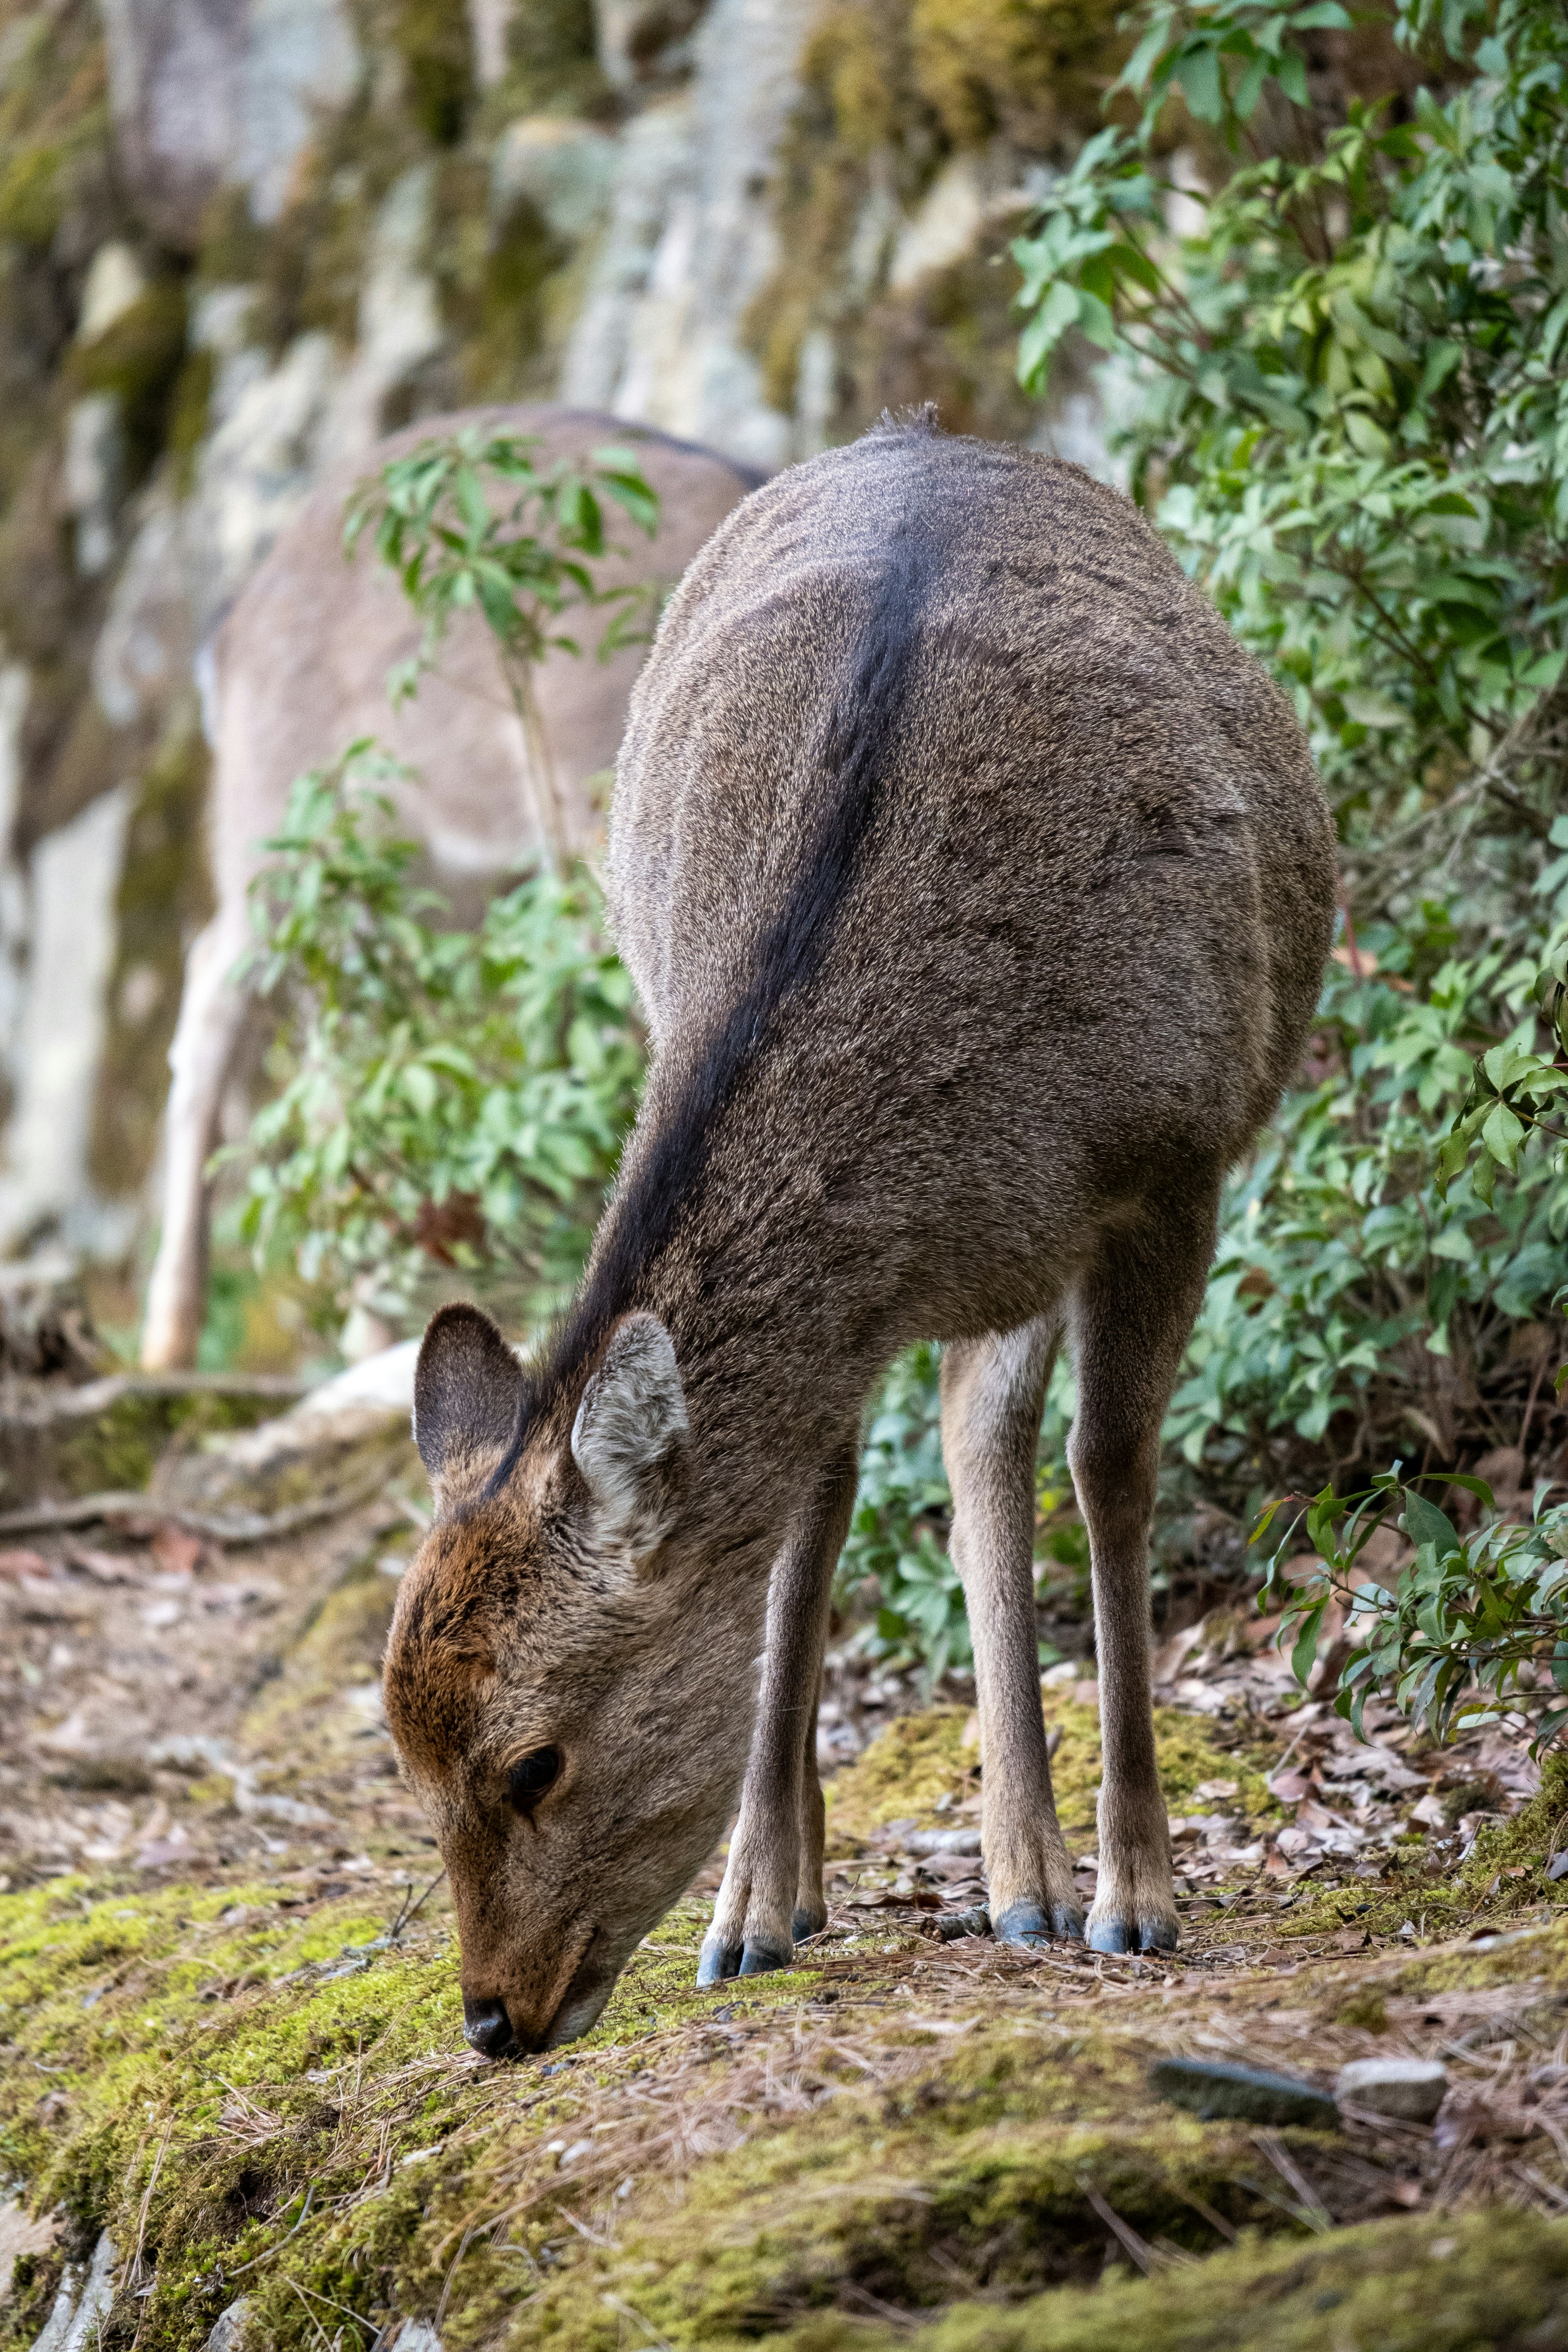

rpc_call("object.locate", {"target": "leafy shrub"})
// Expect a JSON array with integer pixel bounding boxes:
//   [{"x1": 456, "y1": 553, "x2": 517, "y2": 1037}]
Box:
[
  {"x1": 234, "y1": 751, "x2": 643, "y2": 1325},
  {"x1": 1260, "y1": 1468, "x2": 1568, "y2": 1754},
  {"x1": 1010, "y1": 0, "x2": 1568, "y2": 1502},
  {"x1": 344, "y1": 426, "x2": 661, "y2": 875}
]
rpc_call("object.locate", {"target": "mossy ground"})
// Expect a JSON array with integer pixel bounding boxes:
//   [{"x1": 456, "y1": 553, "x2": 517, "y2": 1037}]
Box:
[{"x1": 8, "y1": 1657, "x2": 1568, "y2": 2350}]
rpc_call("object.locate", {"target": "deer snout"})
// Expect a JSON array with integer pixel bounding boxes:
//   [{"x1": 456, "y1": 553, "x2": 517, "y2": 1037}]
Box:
[{"x1": 462, "y1": 1993, "x2": 521, "y2": 2059}]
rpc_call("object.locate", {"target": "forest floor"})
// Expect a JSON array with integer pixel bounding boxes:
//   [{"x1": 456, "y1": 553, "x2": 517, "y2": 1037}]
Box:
[{"x1": 4, "y1": 1377, "x2": 1568, "y2": 2350}]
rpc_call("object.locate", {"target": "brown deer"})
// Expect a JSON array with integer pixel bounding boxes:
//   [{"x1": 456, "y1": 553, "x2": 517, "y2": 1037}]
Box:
[
  {"x1": 140, "y1": 406, "x2": 764, "y2": 1371},
  {"x1": 383, "y1": 412, "x2": 1336, "y2": 2055}
]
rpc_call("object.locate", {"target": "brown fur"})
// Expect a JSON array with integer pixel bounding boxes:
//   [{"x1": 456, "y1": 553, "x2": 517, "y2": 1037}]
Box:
[
  {"x1": 384, "y1": 416, "x2": 1337, "y2": 2052},
  {"x1": 140, "y1": 405, "x2": 762, "y2": 1370}
]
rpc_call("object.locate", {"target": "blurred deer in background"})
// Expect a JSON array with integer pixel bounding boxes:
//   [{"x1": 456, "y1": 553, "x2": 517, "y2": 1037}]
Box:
[
  {"x1": 383, "y1": 411, "x2": 1337, "y2": 2055},
  {"x1": 140, "y1": 406, "x2": 763, "y2": 1371}
]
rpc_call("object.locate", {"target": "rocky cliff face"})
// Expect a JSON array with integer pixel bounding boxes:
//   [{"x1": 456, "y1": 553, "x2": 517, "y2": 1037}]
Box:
[{"x1": 0, "y1": 0, "x2": 1118, "y2": 1319}]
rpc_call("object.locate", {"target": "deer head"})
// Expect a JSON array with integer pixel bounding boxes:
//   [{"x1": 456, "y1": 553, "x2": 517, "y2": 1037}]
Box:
[{"x1": 382, "y1": 1303, "x2": 761, "y2": 2054}]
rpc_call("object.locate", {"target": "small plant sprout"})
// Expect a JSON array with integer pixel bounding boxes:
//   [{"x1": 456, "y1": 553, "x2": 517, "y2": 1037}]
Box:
[{"x1": 345, "y1": 428, "x2": 662, "y2": 875}]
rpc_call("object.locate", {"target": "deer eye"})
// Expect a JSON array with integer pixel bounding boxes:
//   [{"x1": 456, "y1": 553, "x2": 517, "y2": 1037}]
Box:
[{"x1": 508, "y1": 1748, "x2": 561, "y2": 1813}]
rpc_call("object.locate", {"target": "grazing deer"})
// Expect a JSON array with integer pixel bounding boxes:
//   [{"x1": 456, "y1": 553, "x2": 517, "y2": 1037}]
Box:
[
  {"x1": 383, "y1": 412, "x2": 1336, "y2": 2055},
  {"x1": 139, "y1": 406, "x2": 764, "y2": 1371}
]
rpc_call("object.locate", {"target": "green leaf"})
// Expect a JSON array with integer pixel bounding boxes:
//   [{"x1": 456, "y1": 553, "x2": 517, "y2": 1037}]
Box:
[
  {"x1": 1173, "y1": 45, "x2": 1225, "y2": 124},
  {"x1": 1403, "y1": 1491, "x2": 1462, "y2": 1559},
  {"x1": 1291, "y1": 1596, "x2": 1328, "y2": 1688}
]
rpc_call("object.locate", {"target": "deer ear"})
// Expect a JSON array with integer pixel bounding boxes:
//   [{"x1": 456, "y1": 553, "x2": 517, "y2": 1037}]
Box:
[
  {"x1": 414, "y1": 1303, "x2": 524, "y2": 1513},
  {"x1": 570, "y1": 1314, "x2": 688, "y2": 1556}
]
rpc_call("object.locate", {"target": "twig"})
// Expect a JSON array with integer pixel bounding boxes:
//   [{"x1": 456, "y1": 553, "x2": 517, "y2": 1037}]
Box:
[
  {"x1": 2, "y1": 1370, "x2": 308, "y2": 1426},
  {"x1": 1080, "y1": 2179, "x2": 1157, "y2": 2273},
  {"x1": 129, "y1": 2126, "x2": 172, "y2": 2288},
  {"x1": 0, "y1": 1466, "x2": 395, "y2": 1545},
  {"x1": 285, "y1": 2279, "x2": 334, "y2": 2352},
  {"x1": 222, "y1": 2185, "x2": 315, "y2": 2278},
  {"x1": 1251, "y1": 2129, "x2": 1332, "y2": 2231},
  {"x1": 388, "y1": 1869, "x2": 446, "y2": 1943}
]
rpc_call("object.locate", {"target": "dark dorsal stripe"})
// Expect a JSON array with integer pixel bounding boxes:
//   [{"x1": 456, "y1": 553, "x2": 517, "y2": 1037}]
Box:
[{"x1": 482, "y1": 426, "x2": 944, "y2": 1495}]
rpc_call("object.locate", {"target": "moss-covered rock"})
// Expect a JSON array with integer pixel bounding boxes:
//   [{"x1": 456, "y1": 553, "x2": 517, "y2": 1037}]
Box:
[
  {"x1": 65, "y1": 278, "x2": 189, "y2": 484},
  {"x1": 2, "y1": 1685, "x2": 1567, "y2": 2351},
  {"x1": 88, "y1": 704, "x2": 213, "y2": 1199},
  {"x1": 748, "y1": 0, "x2": 1124, "y2": 441},
  {"x1": 781, "y1": 2208, "x2": 1568, "y2": 2351}
]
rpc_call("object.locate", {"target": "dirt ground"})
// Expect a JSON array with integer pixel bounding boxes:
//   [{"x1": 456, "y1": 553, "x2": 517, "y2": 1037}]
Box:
[{"x1": 3, "y1": 1379, "x2": 1568, "y2": 2350}]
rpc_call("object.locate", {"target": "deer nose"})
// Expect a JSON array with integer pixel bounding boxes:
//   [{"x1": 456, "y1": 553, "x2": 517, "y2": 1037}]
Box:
[{"x1": 462, "y1": 1996, "x2": 518, "y2": 2060}]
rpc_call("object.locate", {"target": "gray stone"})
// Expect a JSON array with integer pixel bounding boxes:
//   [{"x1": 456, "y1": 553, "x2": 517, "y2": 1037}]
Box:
[
  {"x1": 1149, "y1": 2056, "x2": 1340, "y2": 2130},
  {"x1": 29, "y1": 2230, "x2": 116, "y2": 2352},
  {"x1": 934, "y1": 1906, "x2": 991, "y2": 1944},
  {"x1": 100, "y1": 0, "x2": 359, "y2": 246},
  {"x1": 1335, "y1": 2057, "x2": 1448, "y2": 2125},
  {"x1": 492, "y1": 118, "x2": 617, "y2": 243},
  {"x1": 204, "y1": 2300, "x2": 252, "y2": 2352}
]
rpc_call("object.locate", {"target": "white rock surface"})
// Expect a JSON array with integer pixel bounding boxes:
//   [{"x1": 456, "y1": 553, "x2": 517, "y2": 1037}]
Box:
[
  {"x1": 493, "y1": 117, "x2": 617, "y2": 243},
  {"x1": 0, "y1": 788, "x2": 133, "y2": 1255},
  {"x1": 76, "y1": 243, "x2": 149, "y2": 343},
  {"x1": 303, "y1": 1338, "x2": 421, "y2": 1419},
  {"x1": 29, "y1": 2230, "x2": 115, "y2": 2352},
  {"x1": 1335, "y1": 2056, "x2": 1449, "y2": 2123},
  {"x1": 560, "y1": 0, "x2": 821, "y2": 468},
  {"x1": 203, "y1": 2297, "x2": 252, "y2": 2350},
  {"x1": 100, "y1": 0, "x2": 359, "y2": 242}
]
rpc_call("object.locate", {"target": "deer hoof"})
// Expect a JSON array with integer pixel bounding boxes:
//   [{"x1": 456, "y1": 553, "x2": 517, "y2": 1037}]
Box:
[
  {"x1": 993, "y1": 1900, "x2": 1083, "y2": 1948},
  {"x1": 696, "y1": 1936, "x2": 743, "y2": 1987},
  {"x1": 1087, "y1": 1909, "x2": 1178, "y2": 1955},
  {"x1": 791, "y1": 1906, "x2": 826, "y2": 1943},
  {"x1": 738, "y1": 1935, "x2": 793, "y2": 1976}
]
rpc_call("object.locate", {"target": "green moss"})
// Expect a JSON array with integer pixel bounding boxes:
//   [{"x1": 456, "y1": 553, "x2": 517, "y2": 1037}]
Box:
[
  {"x1": 779, "y1": 2209, "x2": 1568, "y2": 2351},
  {"x1": 0, "y1": 3, "x2": 109, "y2": 253},
  {"x1": 483, "y1": 0, "x2": 611, "y2": 125},
  {"x1": 67, "y1": 281, "x2": 189, "y2": 482},
  {"x1": 909, "y1": 0, "x2": 1128, "y2": 153},
  {"x1": 1284, "y1": 1753, "x2": 1568, "y2": 1949},
  {"x1": 826, "y1": 1707, "x2": 975, "y2": 1848},
  {"x1": 166, "y1": 345, "x2": 215, "y2": 495},
  {"x1": 748, "y1": 0, "x2": 1123, "y2": 436},
  {"x1": 392, "y1": 0, "x2": 476, "y2": 146},
  {"x1": 0, "y1": 1383, "x2": 288, "y2": 1509},
  {"x1": 519, "y1": 2069, "x2": 1318, "y2": 2350},
  {"x1": 422, "y1": 160, "x2": 571, "y2": 403},
  {"x1": 826, "y1": 1700, "x2": 1279, "y2": 1862},
  {"x1": 88, "y1": 705, "x2": 213, "y2": 1199}
]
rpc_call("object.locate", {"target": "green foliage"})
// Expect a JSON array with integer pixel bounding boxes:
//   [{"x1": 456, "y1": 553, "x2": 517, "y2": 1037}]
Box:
[
  {"x1": 234, "y1": 429, "x2": 663, "y2": 1324},
  {"x1": 344, "y1": 425, "x2": 660, "y2": 699},
  {"x1": 234, "y1": 752, "x2": 642, "y2": 1323},
  {"x1": 840, "y1": 1344, "x2": 967, "y2": 1674},
  {"x1": 1171, "y1": 905, "x2": 1568, "y2": 1476},
  {"x1": 345, "y1": 425, "x2": 661, "y2": 874},
  {"x1": 837, "y1": 1345, "x2": 1077, "y2": 1678},
  {"x1": 1259, "y1": 1468, "x2": 1568, "y2": 1755},
  {"x1": 1012, "y1": 0, "x2": 1568, "y2": 1501}
]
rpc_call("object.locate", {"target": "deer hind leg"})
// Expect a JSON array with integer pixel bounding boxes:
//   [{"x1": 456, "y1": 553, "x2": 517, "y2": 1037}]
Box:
[
  {"x1": 140, "y1": 906, "x2": 253, "y2": 1371},
  {"x1": 1069, "y1": 1178, "x2": 1222, "y2": 1955},
  {"x1": 697, "y1": 1441, "x2": 858, "y2": 1986},
  {"x1": 941, "y1": 1317, "x2": 1082, "y2": 1947}
]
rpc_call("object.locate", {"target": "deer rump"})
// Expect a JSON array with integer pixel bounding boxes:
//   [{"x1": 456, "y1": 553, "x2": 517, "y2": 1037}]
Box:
[{"x1": 605, "y1": 414, "x2": 1333, "y2": 1343}]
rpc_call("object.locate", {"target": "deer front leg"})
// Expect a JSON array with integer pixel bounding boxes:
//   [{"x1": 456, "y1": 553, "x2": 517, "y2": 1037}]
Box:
[
  {"x1": 697, "y1": 1444, "x2": 857, "y2": 1986},
  {"x1": 942, "y1": 1320, "x2": 1082, "y2": 1947}
]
